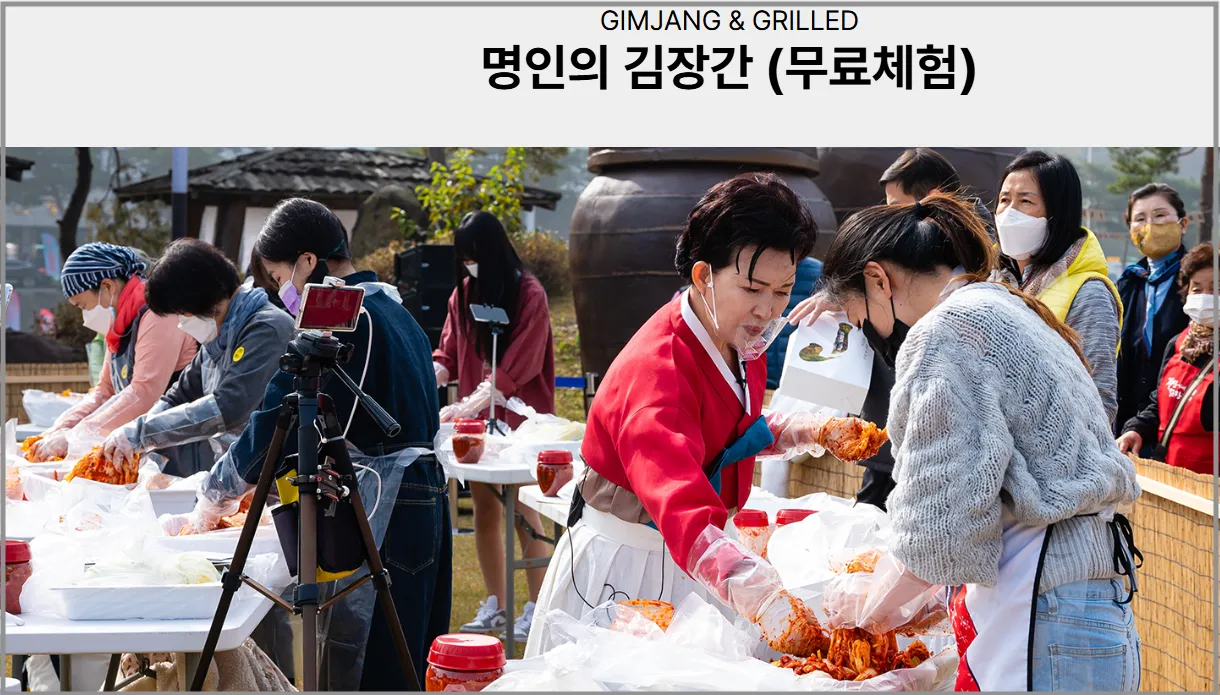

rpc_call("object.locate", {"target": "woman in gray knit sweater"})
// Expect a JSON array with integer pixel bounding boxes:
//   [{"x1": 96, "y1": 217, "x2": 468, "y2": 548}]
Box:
[{"x1": 820, "y1": 194, "x2": 1142, "y2": 692}]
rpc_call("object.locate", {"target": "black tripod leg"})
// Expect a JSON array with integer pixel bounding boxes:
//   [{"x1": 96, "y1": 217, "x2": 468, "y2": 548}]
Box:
[
  {"x1": 191, "y1": 406, "x2": 295, "y2": 692},
  {"x1": 319, "y1": 438, "x2": 421, "y2": 691}
]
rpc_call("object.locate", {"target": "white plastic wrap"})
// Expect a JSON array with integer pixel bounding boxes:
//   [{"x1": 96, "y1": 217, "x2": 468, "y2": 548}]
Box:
[
  {"x1": 49, "y1": 552, "x2": 282, "y2": 621},
  {"x1": 822, "y1": 553, "x2": 949, "y2": 637},
  {"x1": 489, "y1": 594, "x2": 957, "y2": 692},
  {"x1": 766, "y1": 502, "x2": 892, "y2": 591},
  {"x1": 22, "y1": 389, "x2": 84, "y2": 428}
]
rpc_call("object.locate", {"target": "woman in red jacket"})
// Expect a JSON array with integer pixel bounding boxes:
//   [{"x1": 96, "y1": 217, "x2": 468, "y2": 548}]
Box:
[
  {"x1": 434, "y1": 210, "x2": 555, "y2": 644},
  {"x1": 1117, "y1": 242, "x2": 1215, "y2": 474},
  {"x1": 525, "y1": 173, "x2": 871, "y2": 658}
]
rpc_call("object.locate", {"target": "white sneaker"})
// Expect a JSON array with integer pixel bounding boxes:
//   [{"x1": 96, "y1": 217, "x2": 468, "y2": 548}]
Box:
[
  {"x1": 502, "y1": 601, "x2": 535, "y2": 643},
  {"x1": 460, "y1": 596, "x2": 507, "y2": 634}
]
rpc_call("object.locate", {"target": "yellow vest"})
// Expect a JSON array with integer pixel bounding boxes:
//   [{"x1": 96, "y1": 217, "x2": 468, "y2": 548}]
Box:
[{"x1": 1035, "y1": 229, "x2": 1123, "y2": 355}]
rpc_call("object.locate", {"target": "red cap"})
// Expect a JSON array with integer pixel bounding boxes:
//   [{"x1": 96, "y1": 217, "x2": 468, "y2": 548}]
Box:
[
  {"x1": 455, "y1": 420, "x2": 486, "y2": 435},
  {"x1": 5, "y1": 540, "x2": 31, "y2": 563},
  {"x1": 428, "y1": 634, "x2": 506, "y2": 671},
  {"x1": 734, "y1": 509, "x2": 769, "y2": 528},
  {"x1": 537, "y1": 450, "x2": 573, "y2": 465},
  {"x1": 776, "y1": 509, "x2": 817, "y2": 525}
]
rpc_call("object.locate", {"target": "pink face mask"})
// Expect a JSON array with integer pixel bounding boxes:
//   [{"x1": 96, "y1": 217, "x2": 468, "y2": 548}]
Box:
[{"x1": 278, "y1": 259, "x2": 304, "y2": 316}]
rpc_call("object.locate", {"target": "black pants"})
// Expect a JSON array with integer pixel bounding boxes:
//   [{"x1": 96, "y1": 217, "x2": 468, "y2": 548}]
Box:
[
  {"x1": 359, "y1": 455, "x2": 453, "y2": 690},
  {"x1": 855, "y1": 465, "x2": 896, "y2": 512}
]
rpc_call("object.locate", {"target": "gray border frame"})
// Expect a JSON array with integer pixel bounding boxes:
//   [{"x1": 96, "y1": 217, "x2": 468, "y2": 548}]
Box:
[{"x1": 0, "y1": 2, "x2": 1217, "y2": 690}]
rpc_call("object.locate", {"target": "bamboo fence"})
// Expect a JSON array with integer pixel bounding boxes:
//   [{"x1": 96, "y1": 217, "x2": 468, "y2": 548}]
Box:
[{"x1": 4, "y1": 363, "x2": 92, "y2": 424}]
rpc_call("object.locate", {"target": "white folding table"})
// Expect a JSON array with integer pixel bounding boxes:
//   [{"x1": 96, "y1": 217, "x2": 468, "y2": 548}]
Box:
[
  {"x1": 438, "y1": 451, "x2": 562, "y2": 660},
  {"x1": 5, "y1": 584, "x2": 286, "y2": 692}
]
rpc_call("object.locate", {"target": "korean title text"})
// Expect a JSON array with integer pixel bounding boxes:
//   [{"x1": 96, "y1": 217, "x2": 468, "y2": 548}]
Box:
[{"x1": 482, "y1": 9, "x2": 972, "y2": 95}]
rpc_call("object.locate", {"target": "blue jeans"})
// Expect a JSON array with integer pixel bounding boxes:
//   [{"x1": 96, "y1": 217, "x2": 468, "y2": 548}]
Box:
[
  {"x1": 1031, "y1": 578, "x2": 1141, "y2": 692},
  {"x1": 359, "y1": 454, "x2": 453, "y2": 690}
]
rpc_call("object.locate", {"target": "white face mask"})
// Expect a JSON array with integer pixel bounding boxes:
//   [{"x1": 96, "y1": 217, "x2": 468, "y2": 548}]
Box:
[
  {"x1": 995, "y1": 207, "x2": 1050, "y2": 261},
  {"x1": 466, "y1": 263, "x2": 479, "y2": 278},
  {"x1": 178, "y1": 315, "x2": 219, "y2": 344},
  {"x1": 81, "y1": 284, "x2": 115, "y2": 335},
  {"x1": 1183, "y1": 293, "x2": 1216, "y2": 328},
  {"x1": 696, "y1": 269, "x2": 785, "y2": 362}
]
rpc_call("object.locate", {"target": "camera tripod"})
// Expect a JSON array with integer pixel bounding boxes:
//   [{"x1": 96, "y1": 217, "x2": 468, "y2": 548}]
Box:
[{"x1": 190, "y1": 332, "x2": 420, "y2": 692}]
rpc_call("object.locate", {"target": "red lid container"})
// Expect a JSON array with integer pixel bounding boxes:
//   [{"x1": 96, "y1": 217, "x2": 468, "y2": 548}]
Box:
[
  {"x1": 734, "y1": 509, "x2": 769, "y2": 528},
  {"x1": 5, "y1": 540, "x2": 30, "y2": 563},
  {"x1": 537, "y1": 450, "x2": 573, "y2": 465},
  {"x1": 776, "y1": 509, "x2": 817, "y2": 526},
  {"x1": 455, "y1": 420, "x2": 487, "y2": 435},
  {"x1": 428, "y1": 634, "x2": 506, "y2": 672}
]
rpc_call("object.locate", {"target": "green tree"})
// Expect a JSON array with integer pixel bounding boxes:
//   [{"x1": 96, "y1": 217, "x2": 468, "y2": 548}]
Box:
[
  {"x1": 1107, "y1": 147, "x2": 1194, "y2": 193},
  {"x1": 400, "y1": 147, "x2": 568, "y2": 184},
  {"x1": 394, "y1": 147, "x2": 528, "y2": 242}
]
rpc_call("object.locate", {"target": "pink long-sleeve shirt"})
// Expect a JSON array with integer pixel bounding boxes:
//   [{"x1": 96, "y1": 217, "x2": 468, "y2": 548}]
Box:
[
  {"x1": 433, "y1": 273, "x2": 555, "y2": 430},
  {"x1": 53, "y1": 310, "x2": 198, "y2": 435}
]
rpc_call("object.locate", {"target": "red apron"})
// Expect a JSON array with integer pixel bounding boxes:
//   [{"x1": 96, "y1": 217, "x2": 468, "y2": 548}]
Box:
[{"x1": 1156, "y1": 332, "x2": 1214, "y2": 475}]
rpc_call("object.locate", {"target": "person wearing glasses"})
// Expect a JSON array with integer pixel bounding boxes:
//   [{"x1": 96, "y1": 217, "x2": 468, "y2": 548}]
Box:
[{"x1": 1114, "y1": 184, "x2": 1192, "y2": 449}]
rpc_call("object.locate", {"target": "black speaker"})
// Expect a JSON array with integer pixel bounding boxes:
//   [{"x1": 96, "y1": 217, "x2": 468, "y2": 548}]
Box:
[
  {"x1": 396, "y1": 244, "x2": 456, "y2": 290},
  {"x1": 401, "y1": 287, "x2": 451, "y2": 350}
]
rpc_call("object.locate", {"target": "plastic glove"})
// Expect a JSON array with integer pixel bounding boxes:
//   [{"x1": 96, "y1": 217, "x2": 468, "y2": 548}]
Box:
[
  {"x1": 160, "y1": 493, "x2": 240, "y2": 536},
  {"x1": 434, "y1": 361, "x2": 451, "y2": 387},
  {"x1": 822, "y1": 552, "x2": 947, "y2": 636},
  {"x1": 759, "y1": 410, "x2": 888, "y2": 464},
  {"x1": 688, "y1": 525, "x2": 828, "y2": 656},
  {"x1": 439, "y1": 380, "x2": 507, "y2": 423},
  {"x1": 760, "y1": 410, "x2": 830, "y2": 459},
  {"x1": 29, "y1": 429, "x2": 69, "y2": 462},
  {"x1": 102, "y1": 426, "x2": 141, "y2": 473}
]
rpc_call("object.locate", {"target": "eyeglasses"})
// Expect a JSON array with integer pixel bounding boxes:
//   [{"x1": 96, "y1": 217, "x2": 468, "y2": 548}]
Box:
[{"x1": 1130, "y1": 212, "x2": 1180, "y2": 227}]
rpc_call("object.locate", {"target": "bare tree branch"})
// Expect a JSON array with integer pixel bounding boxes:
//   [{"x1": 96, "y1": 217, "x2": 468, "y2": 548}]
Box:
[{"x1": 58, "y1": 147, "x2": 93, "y2": 258}]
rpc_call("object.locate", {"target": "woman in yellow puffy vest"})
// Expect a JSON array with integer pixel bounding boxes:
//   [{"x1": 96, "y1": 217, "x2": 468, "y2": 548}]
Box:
[{"x1": 991, "y1": 151, "x2": 1123, "y2": 427}]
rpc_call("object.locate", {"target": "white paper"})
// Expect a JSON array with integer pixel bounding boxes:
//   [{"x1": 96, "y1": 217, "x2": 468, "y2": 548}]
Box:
[{"x1": 774, "y1": 312, "x2": 874, "y2": 416}]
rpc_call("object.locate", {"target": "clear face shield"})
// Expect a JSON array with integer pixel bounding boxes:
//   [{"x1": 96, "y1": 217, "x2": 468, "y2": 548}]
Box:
[{"x1": 695, "y1": 264, "x2": 789, "y2": 362}]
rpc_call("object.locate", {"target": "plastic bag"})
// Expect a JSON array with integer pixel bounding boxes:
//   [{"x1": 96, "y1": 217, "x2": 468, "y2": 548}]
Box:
[
  {"x1": 766, "y1": 503, "x2": 892, "y2": 591},
  {"x1": 822, "y1": 553, "x2": 949, "y2": 637},
  {"x1": 22, "y1": 389, "x2": 84, "y2": 427},
  {"x1": 505, "y1": 398, "x2": 586, "y2": 442},
  {"x1": 514, "y1": 595, "x2": 957, "y2": 692},
  {"x1": 316, "y1": 446, "x2": 422, "y2": 692}
]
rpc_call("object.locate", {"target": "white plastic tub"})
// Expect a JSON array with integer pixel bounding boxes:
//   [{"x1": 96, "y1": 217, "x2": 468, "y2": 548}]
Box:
[
  {"x1": 50, "y1": 583, "x2": 227, "y2": 620},
  {"x1": 149, "y1": 488, "x2": 197, "y2": 517}
]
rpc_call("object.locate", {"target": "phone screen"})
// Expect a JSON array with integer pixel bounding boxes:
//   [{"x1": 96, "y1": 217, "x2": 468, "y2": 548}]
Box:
[{"x1": 295, "y1": 285, "x2": 365, "y2": 332}]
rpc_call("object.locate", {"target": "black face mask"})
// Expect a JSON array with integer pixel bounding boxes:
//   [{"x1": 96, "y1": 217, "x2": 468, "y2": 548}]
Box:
[{"x1": 862, "y1": 291, "x2": 910, "y2": 369}]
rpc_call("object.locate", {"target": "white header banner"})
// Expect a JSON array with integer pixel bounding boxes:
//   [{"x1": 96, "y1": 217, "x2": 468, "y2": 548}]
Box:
[{"x1": 4, "y1": 3, "x2": 1216, "y2": 146}]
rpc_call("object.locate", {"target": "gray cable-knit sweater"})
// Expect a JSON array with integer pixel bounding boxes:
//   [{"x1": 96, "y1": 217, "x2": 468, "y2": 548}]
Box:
[{"x1": 887, "y1": 282, "x2": 1141, "y2": 594}]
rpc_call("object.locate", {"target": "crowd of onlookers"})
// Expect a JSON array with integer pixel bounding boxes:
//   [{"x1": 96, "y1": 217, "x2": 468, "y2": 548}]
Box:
[{"x1": 762, "y1": 148, "x2": 1216, "y2": 508}]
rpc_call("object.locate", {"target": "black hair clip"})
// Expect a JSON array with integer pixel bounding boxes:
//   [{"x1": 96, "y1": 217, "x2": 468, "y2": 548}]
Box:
[{"x1": 911, "y1": 200, "x2": 928, "y2": 219}]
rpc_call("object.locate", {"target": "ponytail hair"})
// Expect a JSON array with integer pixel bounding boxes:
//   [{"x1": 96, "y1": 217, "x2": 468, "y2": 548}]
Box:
[{"x1": 821, "y1": 192, "x2": 1091, "y2": 371}]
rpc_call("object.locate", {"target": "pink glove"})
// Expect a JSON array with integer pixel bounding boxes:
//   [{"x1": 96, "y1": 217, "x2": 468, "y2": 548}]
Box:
[{"x1": 823, "y1": 553, "x2": 947, "y2": 635}]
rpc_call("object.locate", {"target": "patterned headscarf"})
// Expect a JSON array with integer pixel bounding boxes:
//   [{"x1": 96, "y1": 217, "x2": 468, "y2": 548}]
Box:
[{"x1": 59, "y1": 243, "x2": 147, "y2": 298}]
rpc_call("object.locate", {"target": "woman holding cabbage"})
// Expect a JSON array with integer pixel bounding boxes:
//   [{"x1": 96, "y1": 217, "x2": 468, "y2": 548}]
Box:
[{"x1": 525, "y1": 173, "x2": 887, "y2": 658}]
